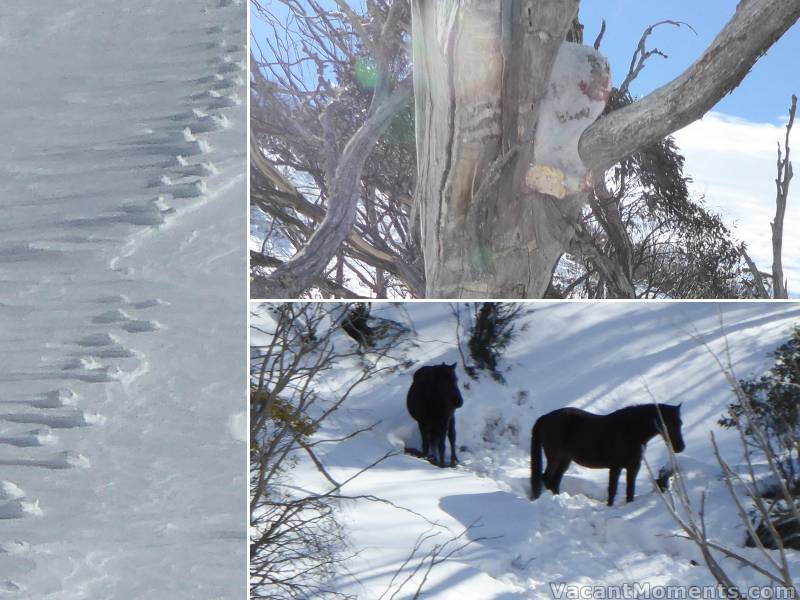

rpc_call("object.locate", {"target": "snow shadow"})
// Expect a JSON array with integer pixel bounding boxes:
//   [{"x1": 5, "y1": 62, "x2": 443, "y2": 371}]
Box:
[{"x1": 440, "y1": 491, "x2": 536, "y2": 548}]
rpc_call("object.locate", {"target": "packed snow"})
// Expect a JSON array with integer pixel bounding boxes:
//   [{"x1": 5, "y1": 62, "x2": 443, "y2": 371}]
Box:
[
  {"x1": 265, "y1": 302, "x2": 800, "y2": 598},
  {"x1": 0, "y1": 1, "x2": 245, "y2": 597}
]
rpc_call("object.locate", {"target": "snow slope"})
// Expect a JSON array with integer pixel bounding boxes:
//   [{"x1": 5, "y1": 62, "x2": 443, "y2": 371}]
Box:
[
  {"x1": 0, "y1": 1, "x2": 245, "y2": 597},
  {"x1": 274, "y1": 302, "x2": 800, "y2": 598}
]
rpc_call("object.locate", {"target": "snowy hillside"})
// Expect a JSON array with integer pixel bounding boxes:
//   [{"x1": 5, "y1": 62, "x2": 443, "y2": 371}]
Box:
[
  {"x1": 0, "y1": 1, "x2": 245, "y2": 597},
  {"x1": 270, "y1": 302, "x2": 800, "y2": 598}
]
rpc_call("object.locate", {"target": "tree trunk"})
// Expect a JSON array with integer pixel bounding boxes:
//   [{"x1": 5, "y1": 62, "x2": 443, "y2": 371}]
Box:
[
  {"x1": 412, "y1": 0, "x2": 800, "y2": 299},
  {"x1": 412, "y1": 0, "x2": 598, "y2": 298}
]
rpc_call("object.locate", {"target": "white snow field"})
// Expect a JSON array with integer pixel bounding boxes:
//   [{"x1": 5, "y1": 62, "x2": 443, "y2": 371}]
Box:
[
  {"x1": 0, "y1": 1, "x2": 245, "y2": 598},
  {"x1": 273, "y1": 302, "x2": 800, "y2": 598}
]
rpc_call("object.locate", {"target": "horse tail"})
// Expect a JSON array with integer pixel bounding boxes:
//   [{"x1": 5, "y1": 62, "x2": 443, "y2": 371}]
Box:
[{"x1": 530, "y1": 419, "x2": 544, "y2": 500}]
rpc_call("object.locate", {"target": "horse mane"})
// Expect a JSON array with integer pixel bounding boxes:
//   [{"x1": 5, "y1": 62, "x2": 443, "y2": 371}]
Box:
[
  {"x1": 613, "y1": 404, "x2": 679, "y2": 435},
  {"x1": 618, "y1": 403, "x2": 678, "y2": 416}
]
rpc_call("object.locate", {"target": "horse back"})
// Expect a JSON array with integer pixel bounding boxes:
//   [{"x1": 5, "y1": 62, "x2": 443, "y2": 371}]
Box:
[
  {"x1": 406, "y1": 367, "x2": 459, "y2": 423},
  {"x1": 535, "y1": 407, "x2": 634, "y2": 468},
  {"x1": 536, "y1": 407, "x2": 602, "y2": 431}
]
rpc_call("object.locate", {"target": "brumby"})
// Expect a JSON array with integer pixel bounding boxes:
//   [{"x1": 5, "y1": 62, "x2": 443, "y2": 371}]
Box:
[
  {"x1": 405, "y1": 363, "x2": 464, "y2": 468},
  {"x1": 530, "y1": 403, "x2": 685, "y2": 506}
]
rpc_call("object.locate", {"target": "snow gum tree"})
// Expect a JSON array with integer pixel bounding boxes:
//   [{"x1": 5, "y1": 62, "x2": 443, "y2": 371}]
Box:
[
  {"x1": 252, "y1": 0, "x2": 800, "y2": 298},
  {"x1": 412, "y1": 0, "x2": 800, "y2": 297}
]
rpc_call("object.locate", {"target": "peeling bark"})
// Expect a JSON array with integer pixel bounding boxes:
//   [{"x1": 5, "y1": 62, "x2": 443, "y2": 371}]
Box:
[
  {"x1": 413, "y1": 0, "x2": 579, "y2": 298},
  {"x1": 412, "y1": 0, "x2": 800, "y2": 298}
]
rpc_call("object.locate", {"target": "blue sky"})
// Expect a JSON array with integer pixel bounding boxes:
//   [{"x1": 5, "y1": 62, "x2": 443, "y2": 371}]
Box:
[
  {"x1": 253, "y1": 1, "x2": 799, "y2": 121},
  {"x1": 579, "y1": 0, "x2": 799, "y2": 122}
]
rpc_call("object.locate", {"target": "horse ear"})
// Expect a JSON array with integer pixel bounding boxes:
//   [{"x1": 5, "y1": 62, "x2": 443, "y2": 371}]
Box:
[
  {"x1": 677, "y1": 402, "x2": 683, "y2": 409},
  {"x1": 449, "y1": 362, "x2": 457, "y2": 369}
]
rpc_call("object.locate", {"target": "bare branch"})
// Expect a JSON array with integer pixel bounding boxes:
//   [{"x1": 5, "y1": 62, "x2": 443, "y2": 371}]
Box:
[
  {"x1": 771, "y1": 94, "x2": 796, "y2": 299},
  {"x1": 258, "y1": 78, "x2": 413, "y2": 298},
  {"x1": 580, "y1": 0, "x2": 800, "y2": 173},
  {"x1": 617, "y1": 20, "x2": 696, "y2": 99},
  {"x1": 739, "y1": 244, "x2": 771, "y2": 299},
  {"x1": 250, "y1": 251, "x2": 367, "y2": 299},
  {"x1": 592, "y1": 18, "x2": 606, "y2": 51}
]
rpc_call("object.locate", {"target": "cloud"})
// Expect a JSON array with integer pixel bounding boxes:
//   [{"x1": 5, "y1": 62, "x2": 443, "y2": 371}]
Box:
[{"x1": 673, "y1": 111, "x2": 800, "y2": 296}]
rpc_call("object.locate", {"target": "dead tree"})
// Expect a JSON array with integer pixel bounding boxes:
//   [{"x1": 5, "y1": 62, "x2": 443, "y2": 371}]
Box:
[
  {"x1": 771, "y1": 95, "x2": 796, "y2": 299},
  {"x1": 740, "y1": 94, "x2": 796, "y2": 299},
  {"x1": 412, "y1": 0, "x2": 800, "y2": 297}
]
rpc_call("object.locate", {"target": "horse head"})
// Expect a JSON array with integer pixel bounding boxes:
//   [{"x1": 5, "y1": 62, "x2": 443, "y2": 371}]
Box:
[
  {"x1": 438, "y1": 363, "x2": 463, "y2": 409},
  {"x1": 658, "y1": 403, "x2": 686, "y2": 453}
]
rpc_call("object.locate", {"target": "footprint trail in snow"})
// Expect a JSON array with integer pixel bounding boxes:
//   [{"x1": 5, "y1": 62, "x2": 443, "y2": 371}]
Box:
[{"x1": 0, "y1": 1, "x2": 245, "y2": 597}]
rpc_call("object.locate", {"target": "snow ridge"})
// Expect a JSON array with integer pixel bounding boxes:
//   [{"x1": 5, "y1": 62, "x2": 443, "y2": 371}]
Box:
[{"x1": 0, "y1": 0, "x2": 245, "y2": 596}]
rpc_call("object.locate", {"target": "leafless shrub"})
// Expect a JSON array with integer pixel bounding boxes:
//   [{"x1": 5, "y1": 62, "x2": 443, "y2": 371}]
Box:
[
  {"x1": 644, "y1": 325, "x2": 800, "y2": 594},
  {"x1": 378, "y1": 522, "x2": 488, "y2": 600},
  {"x1": 250, "y1": 302, "x2": 412, "y2": 598}
]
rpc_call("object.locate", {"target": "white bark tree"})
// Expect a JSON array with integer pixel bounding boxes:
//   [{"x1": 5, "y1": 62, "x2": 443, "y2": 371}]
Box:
[
  {"x1": 252, "y1": 0, "x2": 800, "y2": 299},
  {"x1": 412, "y1": 0, "x2": 800, "y2": 297}
]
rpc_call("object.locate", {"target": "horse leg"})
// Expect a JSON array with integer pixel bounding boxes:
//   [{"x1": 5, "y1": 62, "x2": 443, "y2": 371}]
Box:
[
  {"x1": 542, "y1": 462, "x2": 555, "y2": 491},
  {"x1": 550, "y1": 458, "x2": 571, "y2": 494},
  {"x1": 418, "y1": 422, "x2": 430, "y2": 459},
  {"x1": 607, "y1": 466, "x2": 622, "y2": 506},
  {"x1": 447, "y1": 416, "x2": 458, "y2": 467},
  {"x1": 435, "y1": 426, "x2": 447, "y2": 468},
  {"x1": 541, "y1": 448, "x2": 557, "y2": 490},
  {"x1": 626, "y1": 461, "x2": 641, "y2": 503}
]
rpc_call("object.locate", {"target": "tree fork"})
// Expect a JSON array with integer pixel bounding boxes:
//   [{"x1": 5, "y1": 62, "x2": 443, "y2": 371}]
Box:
[{"x1": 413, "y1": 0, "x2": 800, "y2": 299}]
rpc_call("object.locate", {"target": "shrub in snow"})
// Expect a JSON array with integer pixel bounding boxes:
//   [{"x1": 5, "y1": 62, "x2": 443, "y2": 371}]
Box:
[
  {"x1": 251, "y1": 303, "x2": 414, "y2": 598},
  {"x1": 720, "y1": 326, "x2": 800, "y2": 549},
  {"x1": 719, "y1": 326, "x2": 800, "y2": 487},
  {"x1": 746, "y1": 511, "x2": 800, "y2": 551},
  {"x1": 466, "y1": 303, "x2": 530, "y2": 383},
  {"x1": 340, "y1": 303, "x2": 411, "y2": 354}
]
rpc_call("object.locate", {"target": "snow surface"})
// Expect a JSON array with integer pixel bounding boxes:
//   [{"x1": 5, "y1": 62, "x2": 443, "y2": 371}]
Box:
[
  {"x1": 0, "y1": 1, "x2": 245, "y2": 597},
  {"x1": 266, "y1": 302, "x2": 800, "y2": 598}
]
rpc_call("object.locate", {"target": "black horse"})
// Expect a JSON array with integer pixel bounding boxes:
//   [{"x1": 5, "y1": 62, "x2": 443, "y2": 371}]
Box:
[
  {"x1": 530, "y1": 403, "x2": 685, "y2": 506},
  {"x1": 406, "y1": 363, "x2": 464, "y2": 467}
]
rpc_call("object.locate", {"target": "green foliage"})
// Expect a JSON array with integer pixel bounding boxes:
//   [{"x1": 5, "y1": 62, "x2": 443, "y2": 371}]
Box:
[
  {"x1": 580, "y1": 88, "x2": 751, "y2": 298},
  {"x1": 353, "y1": 57, "x2": 378, "y2": 89},
  {"x1": 719, "y1": 326, "x2": 800, "y2": 485},
  {"x1": 251, "y1": 386, "x2": 318, "y2": 439},
  {"x1": 340, "y1": 303, "x2": 412, "y2": 353},
  {"x1": 466, "y1": 303, "x2": 530, "y2": 383}
]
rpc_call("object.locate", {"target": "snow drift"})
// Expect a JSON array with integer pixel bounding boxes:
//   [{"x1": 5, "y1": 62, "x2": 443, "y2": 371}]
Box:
[
  {"x1": 266, "y1": 302, "x2": 800, "y2": 598},
  {"x1": 0, "y1": 1, "x2": 245, "y2": 597}
]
